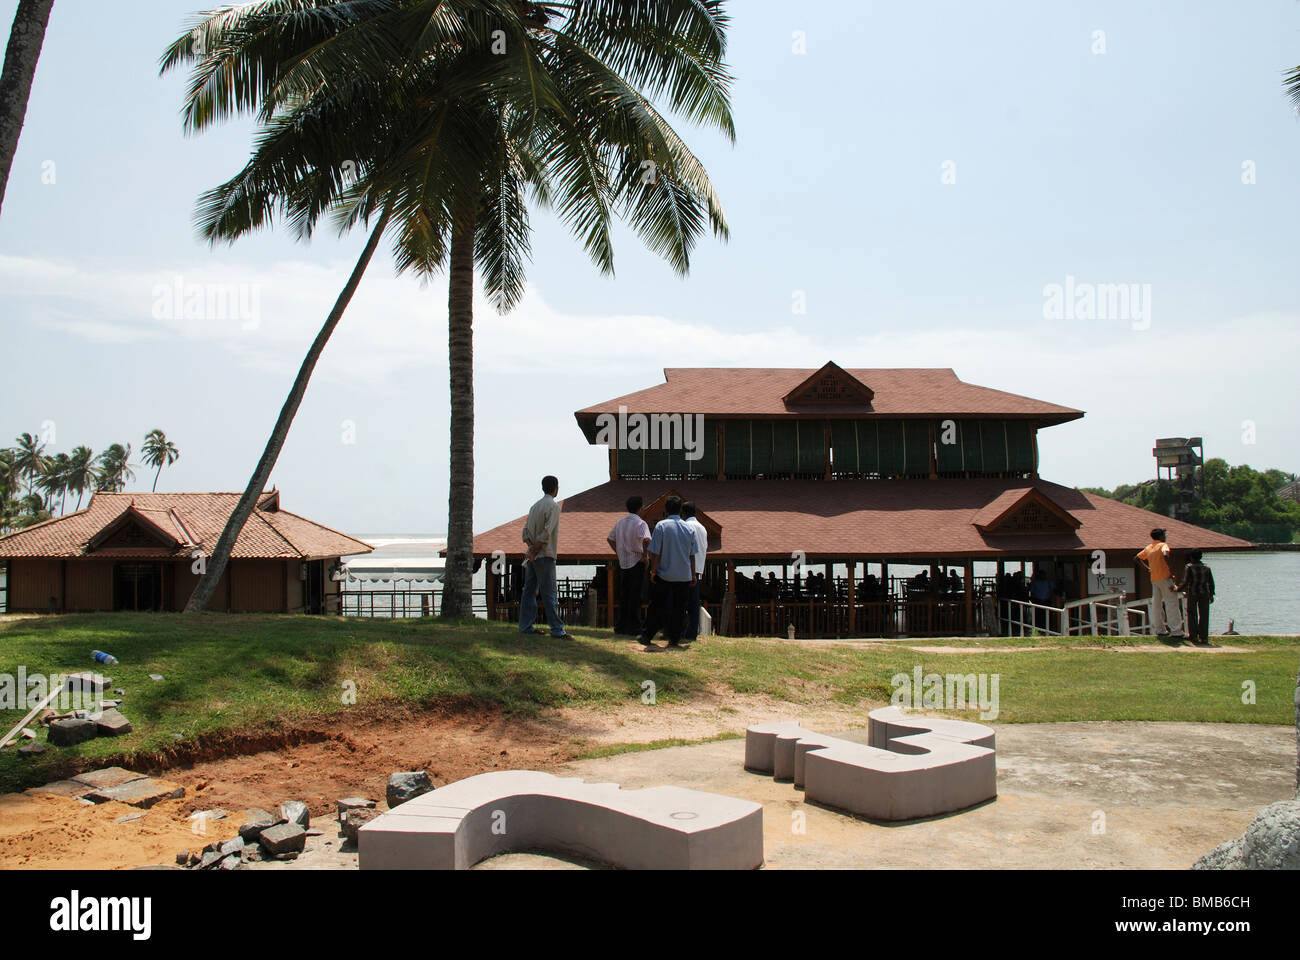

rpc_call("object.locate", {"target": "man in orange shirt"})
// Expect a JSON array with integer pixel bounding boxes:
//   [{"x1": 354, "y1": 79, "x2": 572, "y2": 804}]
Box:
[{"x1": 1136, "y1": 528, "x2": 1183, "y2": 638}]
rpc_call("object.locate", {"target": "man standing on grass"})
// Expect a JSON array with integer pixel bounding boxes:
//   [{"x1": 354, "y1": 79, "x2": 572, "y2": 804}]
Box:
[
  {"x1": 680, "y1": 501, "x2": 708, "y2": 641},
  {"x1": 637, "y1": 496, "x2": 696, "y2": 650},
  {"x1": 607, "y1": 495, "x2": 650, "y2": 636},
  {"x1": 1180, "y1": 550, "x2": 1216, "y2": 646},
  {"x1": 1136, "y1": 527, "x2": 1183, "y2": 638},
  {"x1": 520, "y1": 476, "x2": 572, "y2": 639}
]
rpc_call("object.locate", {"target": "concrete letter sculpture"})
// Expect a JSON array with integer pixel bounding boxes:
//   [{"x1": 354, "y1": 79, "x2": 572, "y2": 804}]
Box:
[
  {"x1": 358, "y1": 770, "x2": 764, "y2": 870},
  {"x1": 745, "y1": 707, "x2": 996, "y2": 821}
]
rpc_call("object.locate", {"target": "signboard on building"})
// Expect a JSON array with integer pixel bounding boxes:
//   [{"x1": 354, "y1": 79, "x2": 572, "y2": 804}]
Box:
[{"x1": 1088, "y1": 566, "x2": 1135, "y2": 596}]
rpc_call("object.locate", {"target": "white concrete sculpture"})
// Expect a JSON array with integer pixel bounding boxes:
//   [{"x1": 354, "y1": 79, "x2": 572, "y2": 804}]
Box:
[
  {"x1": 358, "y1": 770, "x2": 764, "y2": 870},
  {"x1": 745, "y1": 707, "x2": 996, "y2": 821}
]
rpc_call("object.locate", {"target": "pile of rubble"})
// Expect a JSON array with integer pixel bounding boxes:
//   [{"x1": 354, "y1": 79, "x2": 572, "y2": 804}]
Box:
[
  {"x1": 4, "y1": 672, "x2": 134, "y2": 756},
  {"x1": 179, "y1": 770, "x2": 437, "y2": 870}
]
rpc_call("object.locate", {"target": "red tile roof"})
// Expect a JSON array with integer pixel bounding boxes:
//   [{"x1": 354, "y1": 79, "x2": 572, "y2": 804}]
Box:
[
  {"x1": 575, "y1": 367, "x2": 1084, "y2": 439},
  {"x1": 0, "y1": 492, "x2": 372, "y2": 560},
  {"x1": 471, "y1": 478, "x2": 1251, "y2": 561}
]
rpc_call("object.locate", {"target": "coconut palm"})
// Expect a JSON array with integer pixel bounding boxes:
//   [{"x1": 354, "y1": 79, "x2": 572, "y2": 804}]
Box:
[
  {"x1": 0, "y1": 0, "x2": 56, "y2": 217},
  {"x1": 96, "y1": 443, "x2": 135, "y2": 492},
  {"x1": 12, "y1": 432, "x2": 49, "y2": 497},
  {"x1": 0, "y1": 447, "x2": 18, "y2": 500},
  {"x1": 163, "y1": 0, "x2": 734, "y2": 615},
  {"x1": 141, "y1": 429, "x2": 180, "y2": 492},
  {"x1": 66, "y1": 444, "x2": 97, "y2": 509},
  {"x1": 37, "y1": 451, "x2": 71, "y2": 513}
]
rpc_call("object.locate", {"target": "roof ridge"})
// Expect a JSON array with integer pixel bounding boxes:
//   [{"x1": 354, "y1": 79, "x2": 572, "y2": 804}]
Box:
[
  {"x1": 246, "y1": 508, "x2": 300, "y2": 557},
  {"x1": 271, "y1": 508, "x2": 374, "y2": 552}
]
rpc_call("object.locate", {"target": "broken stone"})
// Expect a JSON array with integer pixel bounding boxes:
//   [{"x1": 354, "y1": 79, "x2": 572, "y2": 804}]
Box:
[
  {"x1": 274, "y1": 852, "x2": 299, "y2": 862},
  {"x1": 219, "y1": 855, "x2": 241, "y2": 871},
  {"x1": 199, "y1": 850, "x2": 222, "y2": 870},
  {"x1": 220, "y1": 836, "x2": 245, "y2": 858},
  {"x1": 386, "y1": 771, "x2": 434, "y2": 808},
  {"x1": 279, "y1": 800, "x2": 310, "y2": 829},
  {"x1": 93, "y1": 708, "x2": 132, "y2": 737},
  {"x1": 63, "y1": 672, "x2": 108, "y2": 694},
  {"x1": 259, "y1": 823, "x2": 307, "y2": 856},
  {"x1": 26, "y1": 780, "x2": 94, "y2": 800},
  {"x1": 176, "y1": 850, "x2": 190, "y2": 866},
  {"x1": 48, "y1": 718, "x2": 97, "y2": 747},
  {"x1": 19, "y1": 727, "x2": 35, "y2": 740},
  {"x1": 84, "y1": 776, "x2": 184, "y2": 809},
  {"x1": 72, "y1": 767, "x2": 148, "y2": 791},
  {"x1": 305, "y1": 828, "x2": 324, "y2": 837},
  {"x1": 18, "y1": 742, "x2": 45, "y2": 757},
  {"x1": 240, "y1": 843, "x2": 262, "y2": 863},
  {"x1": 189, "y1": 808, "x2": 228, "y2": 825},
  {"x1": 341, "y1": 807, "x2": 380, "y2": 844},
  {"x1": 115, "y1": 812, "x2": 147, "y2": 824},
  {"x1": 336, "y1": 797, "x2": 376, "y2": 818},
  {"x1": 238, "y1": 808, "x2": 279, "y2": 842}
]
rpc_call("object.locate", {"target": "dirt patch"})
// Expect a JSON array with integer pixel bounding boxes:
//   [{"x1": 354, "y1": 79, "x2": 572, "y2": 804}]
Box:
[{"x1": 0, "y1": 793, "x2": 244, "y2": 869}]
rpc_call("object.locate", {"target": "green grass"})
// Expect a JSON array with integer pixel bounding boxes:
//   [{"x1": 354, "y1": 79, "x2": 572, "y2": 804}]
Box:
[{"x1": 0, "y1": 613, "x2": 1295, "y2": 793}]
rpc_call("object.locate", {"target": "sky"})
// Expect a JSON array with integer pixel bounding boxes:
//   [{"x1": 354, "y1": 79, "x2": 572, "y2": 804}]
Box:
[{"x1": 1, "y1": 0, "x2": 1298, "y2": 537}]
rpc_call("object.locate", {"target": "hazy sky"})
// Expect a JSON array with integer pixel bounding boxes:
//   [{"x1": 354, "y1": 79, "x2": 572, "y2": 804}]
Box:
[{"x1": 2, "y1": 0, "x2": 1298, "y2": 536}]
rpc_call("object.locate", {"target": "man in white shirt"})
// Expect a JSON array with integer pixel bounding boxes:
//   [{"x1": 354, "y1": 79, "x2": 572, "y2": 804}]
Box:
[
  {"x1": 520, "y1": 475, "x2": 571, "y2": 638},
  {"x1": 607, "y1": 495, "x2": 651, "y2": 636},
  {"x1": 680, "y1": 500, "x2": 708, "y2": 641}
]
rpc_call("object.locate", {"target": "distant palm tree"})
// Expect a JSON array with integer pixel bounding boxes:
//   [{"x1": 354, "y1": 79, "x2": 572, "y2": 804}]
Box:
[
  {"x1": 67, "y1": 444, "x2": 97, "y2": 509},
  {"x1": 1286, "y1": 63, "x2": 1299, "y2": 116},
  {"x1": 96, "y1": 443, "x2": 135, "y2": 492},
  {"x1": 0, "y1": 447, "x2": 18, "y2": 500},
  {"x1": 38, "y1": 451, "x2": 70, "y2": 513},
  {"x1": 0, "y1": 0, "x2": 56, "y2": 217},
  {"x1": 163, "y1": 0, "x2": 734, "y2": 615},
  {"x1": 141, "y1": 429, "x2": 180, "y2": 492},
  {"x1": 12, "y1": 432, "x2": 49, "y2": 497}
]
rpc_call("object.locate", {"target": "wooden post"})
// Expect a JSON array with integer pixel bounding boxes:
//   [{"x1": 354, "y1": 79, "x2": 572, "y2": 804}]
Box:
[
  {"x1": 847, "y1": 559, "x2": 856, "y2": 636},
  {"x1": 964, "y1": 558, "x2": 974, "y2": 636},
  {"x1": 717, "y1": 421, "x2": 726, "y2": 480},
  {"x1": 486, "y1": 567, "x2": 497, "y2": 620},
  {"x1": 606, "y1": 561, "x2": 616, "y2": 628},
  {"x1": 824, "y1": 421, "x2": 832, "y2": 480},
  {"x1": 928, "y1": 421, "x2": 938, "y2": 478},
  {"x1": 609, "y1": 447, "x2": 618, "y2": 482}
]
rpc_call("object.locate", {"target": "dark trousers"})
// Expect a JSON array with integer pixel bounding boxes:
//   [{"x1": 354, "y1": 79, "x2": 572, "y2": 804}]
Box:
[
  {"x1": 616, "y1": 562, "x2": 645, "y2": 635},
  {"x1": 641, "y1": 577, "x2": 689, "y2": 643},
  {"x1": 1187, "y1": 595, "x2": 1211, "y2": 641},
  {"x1": 682, "y1": 580, "x2": 701, "y2": 639}
]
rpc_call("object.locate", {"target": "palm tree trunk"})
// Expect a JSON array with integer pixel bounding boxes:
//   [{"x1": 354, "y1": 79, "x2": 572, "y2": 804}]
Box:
[
  {"x1": 152, "y1": 464, "x2": 161, "y2": 492},
  {"x1": 183, "y1": 209, "x2": 391, "y2": 613},
  {"x1": 0, "y1": 0, "x2": 55, "y2": 217},
  {"x1": 439, "y1": 203, "x2": 476, "y2": 618}
]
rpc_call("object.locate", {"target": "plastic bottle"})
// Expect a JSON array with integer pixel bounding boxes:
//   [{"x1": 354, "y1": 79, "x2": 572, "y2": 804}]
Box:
[{"x1": 92, "y1": 650, "x2": 119, "y2": 666}]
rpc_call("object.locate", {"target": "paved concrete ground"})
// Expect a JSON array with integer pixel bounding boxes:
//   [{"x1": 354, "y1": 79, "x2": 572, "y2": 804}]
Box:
[{"x1": 266, "y1": 721, "x2": 1295, "y2": 870}]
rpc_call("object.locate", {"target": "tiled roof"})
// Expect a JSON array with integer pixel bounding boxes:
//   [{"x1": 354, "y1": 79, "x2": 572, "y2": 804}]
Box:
[
  {"x1": 470, "y1": 478, "x2": 1251, "y2": 561},
  {"x1": 0, "y1": 492, "x2": 372, "y2": 560},
  {"x1": 574, "y1": 367, "x2": 1084, "y2": 433}
]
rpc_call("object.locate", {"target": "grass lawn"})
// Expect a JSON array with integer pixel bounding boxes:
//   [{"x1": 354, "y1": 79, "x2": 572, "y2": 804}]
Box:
[{"x1": 0, "y1": 613, "x2": 1296, "y2": 793}]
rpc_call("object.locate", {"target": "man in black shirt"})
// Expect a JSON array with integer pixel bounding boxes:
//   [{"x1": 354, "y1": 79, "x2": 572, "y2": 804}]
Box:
[{"x1": 1180, "y1": 550, "x2": 1216, "y2": 645}]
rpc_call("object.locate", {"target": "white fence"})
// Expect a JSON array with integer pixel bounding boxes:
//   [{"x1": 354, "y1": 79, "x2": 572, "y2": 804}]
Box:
[{"x1": 999, "y1": 593, "x2": 1186, "y2": 637}]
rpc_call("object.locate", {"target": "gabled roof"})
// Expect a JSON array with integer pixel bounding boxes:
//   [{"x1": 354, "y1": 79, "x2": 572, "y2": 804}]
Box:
[
  {"x1": 575, "y1": 366, "x2": 1084, "y2": 441},
  {"x1": 0, "y1": 492, "x2": 372, "y2": 560},
  {"x1": 971, "y1": 487, "x2": 1082, "y2": 534},
  {"x1": 471, "y1": 478, "x2": 1251, "y2": 561}
]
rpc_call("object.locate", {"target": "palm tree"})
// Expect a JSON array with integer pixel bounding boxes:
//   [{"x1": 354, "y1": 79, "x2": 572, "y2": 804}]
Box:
[
  {"x1": 163, "y1": 0, "x2": 734, "y2": 615},
  {"x1": 96, "y1": 443, "x2": 134, "y2": 492},
  {"x1": 66, "y1": 444, "x2": 97, "y2": 509},
  {"x1": 0, "y1": 0, "x2": 56, "y2": 217},
  {"x1": 0, "y1": 447, "x2": 18, "y2": 501},
  {"x1": 38, "y1": 451, "x2": 70, "y2": 513},
  {"x1": 141, "y1": 429, "x2": 180, "y2": 492},
  {"x1": 12, "y1": 432, "x2": 49, "y2": 497}
]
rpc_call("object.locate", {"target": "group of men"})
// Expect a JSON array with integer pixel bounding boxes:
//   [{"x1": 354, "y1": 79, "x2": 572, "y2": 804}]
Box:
[
  {"x1": 517, "y1": 476, "x2": 707, "y2": 649},
  {"x1": 1135, "y1": 527, "x2": 1217, "y2": 644}
]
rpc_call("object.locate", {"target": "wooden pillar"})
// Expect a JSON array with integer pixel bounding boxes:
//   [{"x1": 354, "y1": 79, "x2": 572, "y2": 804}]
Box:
[
  {"x1": 928, "y1": 421, "x2": 938, "y2": 478},
  {"x1": 608, "y1": 447, "x2": 618, "y2": 482},
  {"x1": 606, "y1": 561, "x2": 616, "y2": 627},
  {"x1": 964, "y1": 558, "x2": 974, "y2": 635},
  {"x1": 847, "y1": 559, "x2": 856, "y2": 635},
  {"x1": 486, "y1": 567, "x2": 497, "y2": 620},
  {"x1": 717, "y1": 421, "x2": 727, "y2": 480}
]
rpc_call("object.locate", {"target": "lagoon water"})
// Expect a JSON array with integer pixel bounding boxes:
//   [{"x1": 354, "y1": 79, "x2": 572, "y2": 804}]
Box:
[{"x1": 360, "y1": 538, "x2": 1299, "y2": 636}]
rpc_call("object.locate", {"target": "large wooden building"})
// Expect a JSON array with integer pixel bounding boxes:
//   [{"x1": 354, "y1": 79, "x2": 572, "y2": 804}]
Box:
[
  {"x1": 471, "y1": 363, "x2": 1251, "y2": 637},
  {"x1": 0, "y1": 491, "x2": 371, "y2": 614}
]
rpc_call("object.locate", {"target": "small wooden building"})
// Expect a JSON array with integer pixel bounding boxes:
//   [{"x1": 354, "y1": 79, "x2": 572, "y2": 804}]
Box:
[
  {"x1": 0, "y1": 491, "x2": 371, "y2": 614},
  {"x1": 471, "y1": 363, "x2": 1252, "y2": 637}
]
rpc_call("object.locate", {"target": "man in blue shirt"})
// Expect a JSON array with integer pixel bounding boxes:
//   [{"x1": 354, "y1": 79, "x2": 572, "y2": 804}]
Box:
[{"x1": 637, "y1": 497, "x2": 696, "y2": 649}]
